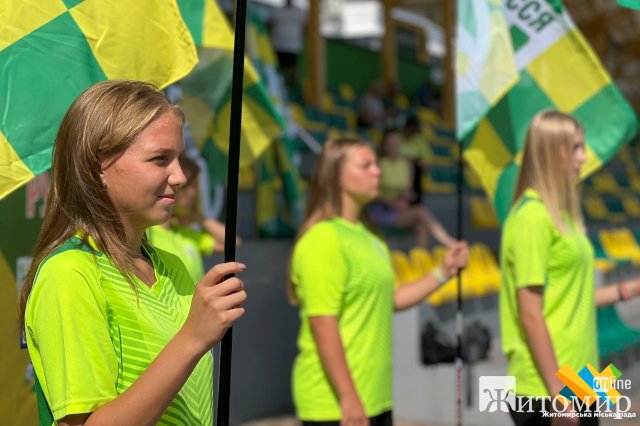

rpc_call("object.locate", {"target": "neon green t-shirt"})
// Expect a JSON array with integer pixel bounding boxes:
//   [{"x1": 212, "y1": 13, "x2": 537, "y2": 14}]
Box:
[
  {"x1": 147, "y1": 224, "x2": 215, "y2": 283},
  {"x1": 500, "y1": 189, "x2": 598, "y2": 397},
  {"x1": 291, "y1": 218, "x2": 395, "y2": 420},
  {"x1": 25, "y1": 236, "x2": 213, "y2": 425},
  {"x1": 379, "y1": 157, "x2": 411, "y2": 202}
]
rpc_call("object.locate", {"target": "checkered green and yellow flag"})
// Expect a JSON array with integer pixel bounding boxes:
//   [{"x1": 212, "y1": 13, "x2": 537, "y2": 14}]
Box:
[
  {"x1": 248, "y1": 11, "x2": 303, "y2": 237},
  {"x1": 0, "y1": 0, "x2": 198, "y2": 199},
  {"x1": 462, "y1": 1, "x2": 639, "y2": 222},
  {"x1": 176, "y1": 0, "x2": 285, "y2": 169},
  {"x1": 456, "y1": 0, "x2": 518, "y2": 140}
]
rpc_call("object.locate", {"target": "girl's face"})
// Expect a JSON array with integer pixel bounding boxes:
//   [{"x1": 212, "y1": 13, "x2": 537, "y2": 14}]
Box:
[
  {"x1": 569, "y1": 130, "x2": 586, "y2": 181},
  {"x1": 101, "y1": 110, "x2": 186, "y2": 235},
  {"x1": 340, "y1": 145, "x2": 381, "y2": 204}
]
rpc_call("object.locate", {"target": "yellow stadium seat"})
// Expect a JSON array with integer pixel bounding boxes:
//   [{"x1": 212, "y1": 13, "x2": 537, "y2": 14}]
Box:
[
  {"x1": 583, "y1": 194, "x2": 626, "y2": 223},
  {"x1": 591, "y1": 171, "x2": 621, "y2": 194},
  {"x1": 391, "y1": 251, "x2": 418, "y2": 285},
  {"x1": 416, "y1": 106, "x2": 441, "y2": 124},
  {"x1": 321, "y1": 92, "x2": 336, "y2": 111},
  {"x1": 599, "y1": 228, "x2": 640, "y2": 264},
  {"x1": 409, "y1": 247, "x2": 435, "y2": 276},
  {"x1": 471, "y1": 243, "x2": 501, "y2": 294},
  {"x1": 395, "y1": 93, "x2": 410, "y2": 110},
  {"x1": 338, "y1": 83, "x2": 357, "y2": 103},
  {"x1": 621, "y1": 194, "x2": 640, "y2": 219}
]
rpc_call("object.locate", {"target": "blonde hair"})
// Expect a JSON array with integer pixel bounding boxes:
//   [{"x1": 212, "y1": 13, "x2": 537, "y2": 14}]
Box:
[
  {"x1": 18, "y1": 80, "x2": 183, "y2": 329},
  {"x1": 287, "y1": 138, "x2": 372, "y2": 304},
  {"x1": 512, "y1": 110, "x2": 584, "y2": 233}
]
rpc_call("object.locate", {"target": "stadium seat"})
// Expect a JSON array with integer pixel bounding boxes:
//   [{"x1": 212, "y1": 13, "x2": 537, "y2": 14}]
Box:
[
  {"x1": 409, "y1": 247, "x2": 435, "y2": 276},
  {"x1": 391, "y1": 250, "x2": 419, "y2": 285},
  {"x1": 583, "y1": 193, "x2": 626, "y2": 223},
  {"x1": 395, "y1": 93, "x2": 410, "y2": 110},
  {"x1": 591, "y1": 170, "x2": 622, "y2": 194},
  {"x1": 599, "y1": 228, "x2": 640, "y2": 264},
  {"x1": 415, "y1": 106, "x2": 441, "y2": 125},
  {"x1": 337, "y1": 83, "x2": 357, "y2": 105},
  {"x1": 621, "y1": 194, "x2": 640, "y2": 219},
  {"x1": 423, "y1": 166, "x2": 458, "y2": 194}
]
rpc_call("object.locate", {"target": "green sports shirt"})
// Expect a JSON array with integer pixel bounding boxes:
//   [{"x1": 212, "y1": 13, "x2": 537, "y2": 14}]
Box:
[
  {"x1": 147, "y1": 224, "x2": 215, "y2": 283},
  {"x1": 25, "y1": 236, "x2": 213, "y2": 425},
  {"x1": 291, "y1": 218, "x2": 395, "y2": 420},
  {"x1": 500, "y1": 189, "x2": 598, "y2": 396}
]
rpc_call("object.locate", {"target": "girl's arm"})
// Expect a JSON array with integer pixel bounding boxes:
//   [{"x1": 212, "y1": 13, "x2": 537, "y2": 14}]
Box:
[
  {"x1": 517, "y1": 286, "x2": 563, "y2": 396},
  {"x1": 309, "y1": 316, "x2": 369, "y2": 426},
  {"x1": 394, "y1": 242, "x2": 468, "y2": 311},
  {"x1": 59, "y1": 262, "x2": 247, "y2": 426},
  {"x1": 595, "y1": 279, "x2": 640, "y2": 307}
]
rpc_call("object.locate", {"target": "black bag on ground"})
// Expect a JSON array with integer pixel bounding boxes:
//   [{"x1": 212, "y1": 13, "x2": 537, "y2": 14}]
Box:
[
  {"x1": 420, "y1": 320, "x2": 492, "y2": 365},
  {"x1": 461, "y1": 321, "x2": 492, "y2": 363},
  {"x1": 420, "y1": 321, "x2": 456, "y2": 365}
]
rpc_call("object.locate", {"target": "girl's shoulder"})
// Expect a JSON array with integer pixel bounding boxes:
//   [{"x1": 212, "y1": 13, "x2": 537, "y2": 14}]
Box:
[
  {"x1": 298, "y1": 220, "x2": 341, "y2": 245},
  {"x1": 507, "y1": 192, "x2": 553, "y2": 230}
]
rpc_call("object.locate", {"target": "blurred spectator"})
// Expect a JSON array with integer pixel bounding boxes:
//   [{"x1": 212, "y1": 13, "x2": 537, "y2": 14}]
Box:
[
  {"x1": 368, "y1": 130, "x2": 457, "y2": 248},
  {"x1": 357, "y1": 79, "x2": 387, "y2": 130},
  {"x1": 269, "y1": 0, "x2": 308, "y2": 89},
  {"x1": 401, "y1": 116, "x2": 433, "y2": 204}
]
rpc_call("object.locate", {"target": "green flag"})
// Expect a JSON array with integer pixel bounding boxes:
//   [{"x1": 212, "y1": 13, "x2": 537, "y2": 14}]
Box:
[
  {"x1": 176, "y1": 0, "x2": 285, "y2": 169},
  {"x1": 618, "y1": 0, "x2": 640, "y2": 9},
  {"x1": 456, "y1": 0, "x2": 518, "y2": 140},
  {"x1": 248, "y1": 11, "x2": 303, "y2": 237},
  {"x1": 461, "y1": 1, "x2": 638, "y2": 222},
  {"x1": 0, "y1": 0, "x2": 197, "y2": 199}
]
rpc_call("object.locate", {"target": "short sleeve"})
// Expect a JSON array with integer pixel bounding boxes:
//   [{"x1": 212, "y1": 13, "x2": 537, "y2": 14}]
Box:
[
  {"x1": 26, "y1": 252, "x2": 118, "y2": 420},
  {"x1": 510, "y1": 202, "x2": 555, "y2": 288},
  {"x1": 292, "y1": 223, "x2": 348, "y2": 315}
]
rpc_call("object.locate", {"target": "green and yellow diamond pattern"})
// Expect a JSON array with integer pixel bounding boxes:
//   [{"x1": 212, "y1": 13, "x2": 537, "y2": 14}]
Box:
[
  {"x1": 0, "y1": 0, "x2": 197, "y2": 199},
  {"x1": 177, "y1": 0, "x2": 285, "y2": 167},
  {"x1": 463, "y1": 8, "x2": 638, "y2": 222}
]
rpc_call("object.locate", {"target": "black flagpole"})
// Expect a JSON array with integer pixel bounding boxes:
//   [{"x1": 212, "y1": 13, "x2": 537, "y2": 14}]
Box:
[
  {"x1": 447, "y1": 1, "x2": 463, "y2": 425},
  {"x1": 218, "y1": 0, "x2": 248, "y2": 422}
]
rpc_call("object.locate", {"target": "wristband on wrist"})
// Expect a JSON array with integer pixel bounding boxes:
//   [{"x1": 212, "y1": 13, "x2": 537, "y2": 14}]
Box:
[{"x1": 433, "y1": 267, "x2": 448, "y2": 286}]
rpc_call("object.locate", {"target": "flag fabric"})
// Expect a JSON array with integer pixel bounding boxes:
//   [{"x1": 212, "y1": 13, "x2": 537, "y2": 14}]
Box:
[
  {"x1": 461, "y1": 1, "x2": 639, "y2": 222},
  {"x1": 456, "y1": 0, "x2": 518, "y2": 140},
  {"x1": 618, "y1": 0, "x2": 640, "y2": 9},
  {"x1": 256, "y1": 137, "x2": 304, "y2": 237},
  {"x1": 0, "y1": 0, "x2": 197, "y2": 199},
  {"x1": 176, "y1": 0, "x2": 285, "y2": 168},
  {"x1": 248, "y1": 11, "x2": 303, "y2": 237}
]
